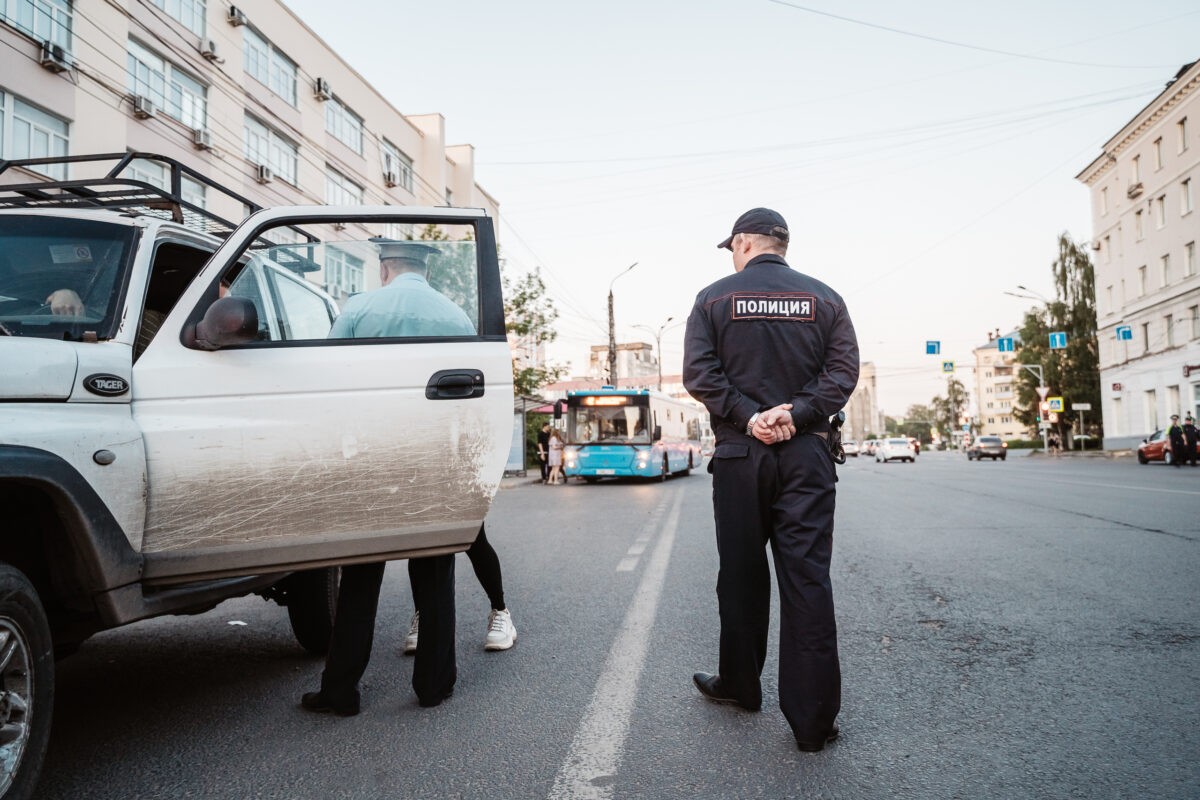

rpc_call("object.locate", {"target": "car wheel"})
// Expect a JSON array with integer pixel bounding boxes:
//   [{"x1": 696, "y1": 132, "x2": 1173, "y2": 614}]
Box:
[
  {"x1": 1165, "y1": 451, "x2": 1173, "y2": 465},
  {"x1": 1001, "y1": 455, "x2": 1006, "y2": 461},
  {"x1": 283, "y1": 567, "x2": 341, "y2": 655},
  {"x1": 0, "y1": 562, "x2": 54, "y2": 800},
  {"x1": 1137, "y1": 451, "x2": 1148, "y2": 464}
]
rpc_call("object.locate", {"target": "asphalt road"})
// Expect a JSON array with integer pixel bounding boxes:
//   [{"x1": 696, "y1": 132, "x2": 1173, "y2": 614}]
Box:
[{"x1": 34, "y1": 450, "x2": 1200, "y2": 799}]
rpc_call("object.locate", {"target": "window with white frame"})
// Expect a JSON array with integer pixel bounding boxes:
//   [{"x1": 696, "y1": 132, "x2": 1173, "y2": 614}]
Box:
[
  {"x1": 1166, "y1": 314, "x2": 1175, "y2": 348},
  {"x1": 126, "y1": 158, "x2": 206, "y2": 208},
  {"x1": 1, "y1": 0, "x2": 72, "y2": 51},
  {"x1": 1179, "y1": 117, "x2": 1189, "y2": 153},
  {"x1": 0, "y1": 90, "x2": 69, "y2": 178},
  {"x1": 1135, "y1": 209, "x2": 1144, "y2": 239},
  {"x1": 1104, "y1": 234, "x2": 1111, "y2": 263},
  {"x1": 1141, "y1": 321, "x2": 1151, "y2": 353},
  {"x1": 243, "y1": 113, "x2": 297, "y2": 185},
  {"x1": 324, "y1": 98, "x2": 363, "y2": 154},
  {"x1": 1182, "y1": 178, "x2": 1193, "y2": 215},
  {"x1": 1137, "y1": 265, "x2": 1146, "y2": 296},
  {"x1": 1160, "y1": 254, "x2": 1170, "y2": 287},
  {"x1": 1155, "y1": 195, "x2": 1166, "y2": 228},
  {"x1": 1100, "y1": 187, "x2": 1108, "y2": 215},
  {"x1": 1167, "y1": 385, "x2": 1180, "y2": 417},
  {"x1": 127, "y1": 39, "x2": 206, "y2": 130},
  {"x1": 150, "y1": 0, "x2": 204, "y2": 37},
  {"x1": 1191, "y1": 305, "x2": 1199, "y2": 339},
  {"x1": 324, "y1": 247, "x2": 365, "y2": 296},
  {"x1": 1186, "y1": 241, "x2": 1196, "y2": 277},
  {"x1": 243, "y1": 26, "x2": 296, "y2": 105},
  {"x1": 381, "y1": 139, "x2": 413, "y2": 192},
  {"x1": 1132, "y1": 154, "x2": 1141, "y2": 183},
  {"x1": 383, "y1": 221, "x2": 414, "y2": 241},
  {"x1": 1105, "y1": 285, "x2": 1113, "y2": 313},
  {"x1": 1153, "y1": 137, "x2": 1163, "y2": 170},
  {"x1": 325, "y1": 167, "x2": 363, "y2": 206}
]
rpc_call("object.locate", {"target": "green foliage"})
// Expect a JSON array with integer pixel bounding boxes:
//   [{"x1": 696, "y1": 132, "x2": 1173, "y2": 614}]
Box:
[
  {"x1": 1004, "y1": 438, "x2": 1043, "y2": 449},
  {"x1": 931, "y1": 378, "x2": 969, "y2": 441},
  {"x1": 1014, "y1": 234, "x2": 1101, "y2": 447},
  {"x1": 503, "y1": 267, "x2": 567, "y2": 397}
]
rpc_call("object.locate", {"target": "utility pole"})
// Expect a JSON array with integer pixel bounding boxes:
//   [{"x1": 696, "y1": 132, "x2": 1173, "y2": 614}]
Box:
[
  {"x1": 607, "y1": 262, "x2": 638, "y2": 385},
  {"x1": 634, "y1": 316, "x2": 680, "y2": 392},
  {"x1": 1019, "y1": 362, "x2": 1049, "y2": 452}
]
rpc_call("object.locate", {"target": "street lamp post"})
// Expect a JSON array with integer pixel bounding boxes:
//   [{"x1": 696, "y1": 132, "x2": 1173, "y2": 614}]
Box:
[
  {"x1": 607, "y1": 262, "x2": 638, "y2": 385},
  {"x1": 1018, "y1": 362, "x2": 1050, "y2": 453},
  {"x1": 633, "y1": 316, "x2": 680, "y2": 391}
]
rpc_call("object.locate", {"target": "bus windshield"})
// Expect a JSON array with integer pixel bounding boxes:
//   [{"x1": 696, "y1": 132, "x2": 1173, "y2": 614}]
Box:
[{"x1": 568, "y1": 404, "x2": 652, "y2": 444}]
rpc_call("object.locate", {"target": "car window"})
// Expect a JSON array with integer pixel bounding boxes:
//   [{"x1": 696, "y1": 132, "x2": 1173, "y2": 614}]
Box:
[{"x1": 267, "y1": 267, "x2": 334, "y2": 340}]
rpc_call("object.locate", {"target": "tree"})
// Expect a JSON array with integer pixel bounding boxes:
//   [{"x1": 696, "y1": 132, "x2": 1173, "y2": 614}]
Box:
[
  {"x1": 898, "y1": 404, "x2": 935, "y2": 442},
  {"x1": 931, "y1": 378, "x2": 969, "y2": 445},
  {"x1": 1013, "y1": 234, "x2": 1101, "y2": 447},
  {"x1": 503, "y1": 267, "x2": 567, "y2": 397}
]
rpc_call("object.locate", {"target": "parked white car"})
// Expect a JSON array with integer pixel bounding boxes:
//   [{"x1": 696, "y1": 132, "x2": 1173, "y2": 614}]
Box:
[
  {"x1": 843, "y1": 440, "x2": 860, "y2": 457},
  {"x1": 876, "y1": 437, "x2": 916, "y2": 463}
]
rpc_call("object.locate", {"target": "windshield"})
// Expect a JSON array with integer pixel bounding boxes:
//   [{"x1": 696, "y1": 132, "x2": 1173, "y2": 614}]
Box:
[
  {"x1": 567, "y1": 401, "x2": 651, "y2": 444},
  {"x1": 0, "y1": 215, "x2": 137, "y2": 340}
]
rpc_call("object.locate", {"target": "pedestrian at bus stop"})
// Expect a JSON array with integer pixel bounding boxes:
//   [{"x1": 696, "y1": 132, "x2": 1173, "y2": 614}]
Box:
[
  {"x1": 1182, "y1": 414, "x2": 1198, "y2": 466},
  {"x1": 537, "y1": 422, "x2": 551, "y2": 483},
  {"x1": 683, "y1": 208, "x2": 859, "y2": 752}
]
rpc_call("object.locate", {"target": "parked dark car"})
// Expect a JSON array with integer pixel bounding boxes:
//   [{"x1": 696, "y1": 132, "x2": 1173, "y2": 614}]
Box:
[{"x1": 967, "y1": 435, "x2": 1007, "y2": 461}]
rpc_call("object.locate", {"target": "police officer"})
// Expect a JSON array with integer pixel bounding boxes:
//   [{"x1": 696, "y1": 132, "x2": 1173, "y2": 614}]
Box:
[
  {"x1": 1183, "y1": 414, "x2": 1198, "y2": 466},
  {"x1": 1166, "y1": 414, "x2": 1186, "y2": 468},
  {"x1": 683, "y1": 208, "x2": 859, "y2": 752},
  {"x1": 300, "y1": 238, "x2": 472, "y2": 715}
]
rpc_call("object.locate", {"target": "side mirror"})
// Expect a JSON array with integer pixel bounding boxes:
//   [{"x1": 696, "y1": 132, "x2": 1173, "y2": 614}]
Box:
[
  {"x1": 652, "y1": 425, "x2": 662, "y2": 442},
  {"x1": 193, "y1": 297, "x2": 259, "y2": 350}
]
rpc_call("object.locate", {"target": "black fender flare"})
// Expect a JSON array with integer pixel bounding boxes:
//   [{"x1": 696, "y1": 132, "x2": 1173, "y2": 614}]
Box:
[{"x1": 0, "y1": 445, "x2": 143, "y2": 603}]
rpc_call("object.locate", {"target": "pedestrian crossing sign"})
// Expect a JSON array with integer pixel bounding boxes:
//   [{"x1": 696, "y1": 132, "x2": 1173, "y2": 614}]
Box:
[
  {"x1": 942, "y1": 361, "x2": 954, "y2": 373},
  {"x1": 1048, "y1": 397, "x2": 1064, "y2": 412}
]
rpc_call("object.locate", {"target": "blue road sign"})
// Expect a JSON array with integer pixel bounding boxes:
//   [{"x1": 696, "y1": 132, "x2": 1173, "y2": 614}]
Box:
[
  {"x1": 997, "y1": 336, "x2": 1015, "y2": 352},
  {"x1": 942, "y1": 360, "x2": 955, "y2": 373},
  {"x1": 1115, "y1": 325, "x2": 1133, "y2": 341},
  {"x1": 926, "y1": 341, "x2": 941, "y2": 355},
  {"x1": 1049, "y1": 331, "x2": 1068, "y2": 349}
]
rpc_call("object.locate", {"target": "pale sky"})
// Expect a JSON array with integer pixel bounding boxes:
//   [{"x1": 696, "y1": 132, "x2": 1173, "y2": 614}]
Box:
[{"x1": 286, "y1": 0, "x2": 1198, "y2": 415}]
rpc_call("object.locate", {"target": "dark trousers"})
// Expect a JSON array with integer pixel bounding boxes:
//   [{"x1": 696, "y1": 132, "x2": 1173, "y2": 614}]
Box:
[
  {"x1": 1170, "y1": 436, "x2": 1186, "y2": 466},
  {"x1": 710, "y1": 434, "x2": 840, "y2": 742},
  {"x1": 320, "y1": 556, "x2": 456, "y2": 708},
  {"x1": 540, "y1": 456, "x2": 550, "y2": 482}
]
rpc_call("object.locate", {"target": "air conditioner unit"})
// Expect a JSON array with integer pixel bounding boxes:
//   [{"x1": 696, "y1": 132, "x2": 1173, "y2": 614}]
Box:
[
  {"x1": 39, "y1": 41, "x2": 70, "y2": 72},
  {"x1": 192, "y1": 129, "x2": 214, "y2": 150},
  {"x1": 383, "y1": 170, "x2": 398, "y2": 187},
  {"x1": 1126, "y1": 181, "x2": 1144, "y2": 199},
  {"x1": 256, "y1": 164, "x2": 273, "y2": 184},
  {"x1": 314, "y1": 77, "x2": 333, "y2": 101},
  {"x1": 1090, "y1": 240, "x2": 1102, "y2": 251},
  {"x1": 200, "y1": 40, "x2": 220, "y2": 61},
  {"x1": 227, "y1": 5, "x2": 247, "y2": 26},
  {"x1": 132, "y1": 95, "x2": 157, "y2": 119}
]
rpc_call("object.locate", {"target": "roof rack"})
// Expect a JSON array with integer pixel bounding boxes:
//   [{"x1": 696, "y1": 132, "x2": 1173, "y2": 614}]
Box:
[{"x1": 0, "y1": 152, "x2": 318, "y2": 261}]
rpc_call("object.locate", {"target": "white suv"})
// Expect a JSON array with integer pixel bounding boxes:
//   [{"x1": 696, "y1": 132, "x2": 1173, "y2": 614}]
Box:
[{"x1": 0, "y1": 154, "x2": 512, "y2": 800}]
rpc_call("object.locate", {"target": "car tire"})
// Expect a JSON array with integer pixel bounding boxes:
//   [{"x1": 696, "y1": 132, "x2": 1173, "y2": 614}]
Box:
[
  {"x1": 283, "y1": 567, "x2": 341, "y2": 655},
  {"x1": 1165, "y1": 451, "x2": 1173, "y2": 466},
  {"x1": 0, "y1": 562, "x2": 54, "y2": 800},
  {"x1": 1137, "y1": 451, "x2": 1148, "y2": 464},
  {"x1": 1001, "y1": 455, "x2": 1007, "y2": 461}
]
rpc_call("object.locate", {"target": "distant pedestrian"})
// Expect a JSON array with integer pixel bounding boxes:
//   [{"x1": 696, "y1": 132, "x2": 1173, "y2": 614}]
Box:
[
  {"x1": 547, "y1": 429, "x2": 565, "y2": 485},
  {"x1": 1048, "y1": 433, "x2": 1061, "y2": 456},
  {"x1": 537, "y1": 422, "x2": 551, "y2": 483},
  {"x1": 1166, "y1": 414, "x2": 1186, "y2": 468},
  {"x1": 1182, "y1": 414, "x2": 1199, "y2": 467}
]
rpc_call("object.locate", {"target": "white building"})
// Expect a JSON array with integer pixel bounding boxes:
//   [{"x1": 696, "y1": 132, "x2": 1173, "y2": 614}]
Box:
[
  {"x1": 0, "y1": 0, "x2": 497, "y2": 295},
  {"x1": 843, "y1": 361, "x2": 883, "y2": 443},
  {"x1": 972, "y1": 330, "x2": 1027, "y2": 439},
  {"x1": 587, "y1": 342, "x2": 660, "y2": 384},
  {"x1": 1077, "y1": 59, "x2": 1200, "y2": 448}
]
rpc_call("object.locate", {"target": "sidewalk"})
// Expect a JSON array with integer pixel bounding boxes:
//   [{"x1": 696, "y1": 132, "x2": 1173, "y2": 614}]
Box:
[{"x1": 1025, "y1": 448, "x2": 1133, "y2": 459}]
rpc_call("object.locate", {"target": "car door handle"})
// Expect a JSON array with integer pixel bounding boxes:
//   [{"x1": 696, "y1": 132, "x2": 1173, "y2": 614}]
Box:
[{"x1": 426, "y1": 369, "x2": 485, "y2": 400}]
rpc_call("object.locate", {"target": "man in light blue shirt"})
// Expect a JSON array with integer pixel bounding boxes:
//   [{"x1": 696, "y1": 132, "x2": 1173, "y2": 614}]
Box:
[{"x1": 328, "y1": 239, "x2": 475, "y2": 339}]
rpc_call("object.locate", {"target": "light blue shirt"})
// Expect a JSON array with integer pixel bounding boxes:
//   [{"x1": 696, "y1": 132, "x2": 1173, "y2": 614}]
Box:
[{"x1": 328, "y1": 272, "x2": 475, "y2": 339}]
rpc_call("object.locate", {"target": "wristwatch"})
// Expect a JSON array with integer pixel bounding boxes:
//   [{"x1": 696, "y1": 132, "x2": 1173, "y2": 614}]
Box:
[{"x1": 745, "y1": 412, "x2": 760, "y2": 436}]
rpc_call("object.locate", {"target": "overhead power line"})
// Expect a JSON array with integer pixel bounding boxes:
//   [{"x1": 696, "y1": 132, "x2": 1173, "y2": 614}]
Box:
[{"x1": 765, "y1": 0, "x2": 1183, "y2": 70}]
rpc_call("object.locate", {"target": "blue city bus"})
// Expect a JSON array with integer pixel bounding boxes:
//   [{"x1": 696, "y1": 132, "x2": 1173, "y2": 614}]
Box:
[{"x1": 559, "y1": 388, "x2": 704, "y2": 482}]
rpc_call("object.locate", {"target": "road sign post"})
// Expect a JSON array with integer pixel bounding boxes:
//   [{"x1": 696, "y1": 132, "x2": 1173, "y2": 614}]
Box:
[
  {"x1": 1049, "y1": 331, "x2": 1068, "y2": 349},
  {"x1": 1073, "y1": 403, "x2": 1092, "y2": 450},
  {"x1": 1020, "y1": 363, "x2": 1049, "y2": 453},
  {"x1": 926, "y1": 341, "x2": 941, "y2": 355}
]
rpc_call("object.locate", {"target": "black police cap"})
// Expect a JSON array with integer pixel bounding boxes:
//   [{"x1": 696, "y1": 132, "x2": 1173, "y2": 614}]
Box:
[{"x1": 717, "y1": 207, "x2": 790, "y2": 250}]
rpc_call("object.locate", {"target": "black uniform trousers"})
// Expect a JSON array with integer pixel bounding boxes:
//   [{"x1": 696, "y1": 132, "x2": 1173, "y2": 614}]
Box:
[
  {"x1": 710, "y1": 433, "x2": 840, "y2": 742},
  {"x1": 319, "y1": 555, "x2": 457, "y2": 708}
]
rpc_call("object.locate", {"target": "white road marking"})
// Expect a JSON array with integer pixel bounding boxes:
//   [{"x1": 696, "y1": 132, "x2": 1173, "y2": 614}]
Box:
[
  {"x1": 626, "y1": 542, "x2": 647, "y2": 556},
  {"x1": 549, "y1": 492, "x2": 683, "y2": 800},
  {"x1": 612, "y1": 497, "x2": 668, "y2": 573},
  {"x1": 615, "y1": 557, "x2": 640, "y2": 572}
]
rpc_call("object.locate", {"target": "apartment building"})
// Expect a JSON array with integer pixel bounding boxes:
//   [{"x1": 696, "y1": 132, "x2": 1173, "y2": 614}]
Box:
[
  {"x1": 843, "y1": 361, "x2": 882, "y2": 444},
  {"x1": 1077, "y1": 59, "x2": 1200, "y2": 449},
  {"x1": 0, "y1": 0, "x2": 497, "y2": 299},
  {"x1": 972, "y1": 330, "x2": 1026, "y2": 439}
]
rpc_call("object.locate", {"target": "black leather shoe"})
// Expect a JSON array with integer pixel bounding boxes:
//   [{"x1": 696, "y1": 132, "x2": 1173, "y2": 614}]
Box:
[
  {"x1": 300, "y1": 691, "x2": 360, "y2": 717},
  {"x1": 692, "y1": 672, "x2": 760, "y2": 711},
  {"x1": 796, "y1": 723, "x2": 840, "y2": 752}
]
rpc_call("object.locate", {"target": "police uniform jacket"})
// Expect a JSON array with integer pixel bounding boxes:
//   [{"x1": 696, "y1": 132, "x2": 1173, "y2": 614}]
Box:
[{"x1": 683, "y1": 253, "x2": 859, "y2": 443}]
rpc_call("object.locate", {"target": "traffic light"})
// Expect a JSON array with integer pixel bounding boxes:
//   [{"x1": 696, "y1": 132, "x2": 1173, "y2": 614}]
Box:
[{"x1": 1037, "y1": 401, "x2": 1050, "y2": 424}]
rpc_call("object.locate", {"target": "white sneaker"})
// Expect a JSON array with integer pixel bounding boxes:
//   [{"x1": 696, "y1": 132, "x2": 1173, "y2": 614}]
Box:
[
  {"x1": 484, "y1": 608, "x2": 516, "y2": 651},
  {"x1": 403, "y1": 611, "x2": 419, "y2": 655}
]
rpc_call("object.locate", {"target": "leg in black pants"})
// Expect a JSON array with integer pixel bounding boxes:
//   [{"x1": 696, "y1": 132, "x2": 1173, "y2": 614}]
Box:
[
  {"x1": 466, "y1": 525, "x2": 505, "y2": 611},
  {"x1": 408, "y1": 554, "x2": 457, "y2": 706},
  {"x1": 316, "y1": 561, "x2": 387, "y2": 712}
]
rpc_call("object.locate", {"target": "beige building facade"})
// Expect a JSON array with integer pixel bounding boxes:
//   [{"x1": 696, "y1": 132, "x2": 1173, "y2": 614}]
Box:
[
  {"x1": 843, "y1": 361, "x2": 882, "y2": 444},
  {"x1": 972, "y1": 331, "x2": 1026, "y2": 439},
  {"x1": 1, "y1": 0, "x2": 496, "y2": 298},
  {"x1": 1077, "y1": 59, "x2": 1200, "y2": 449}
]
